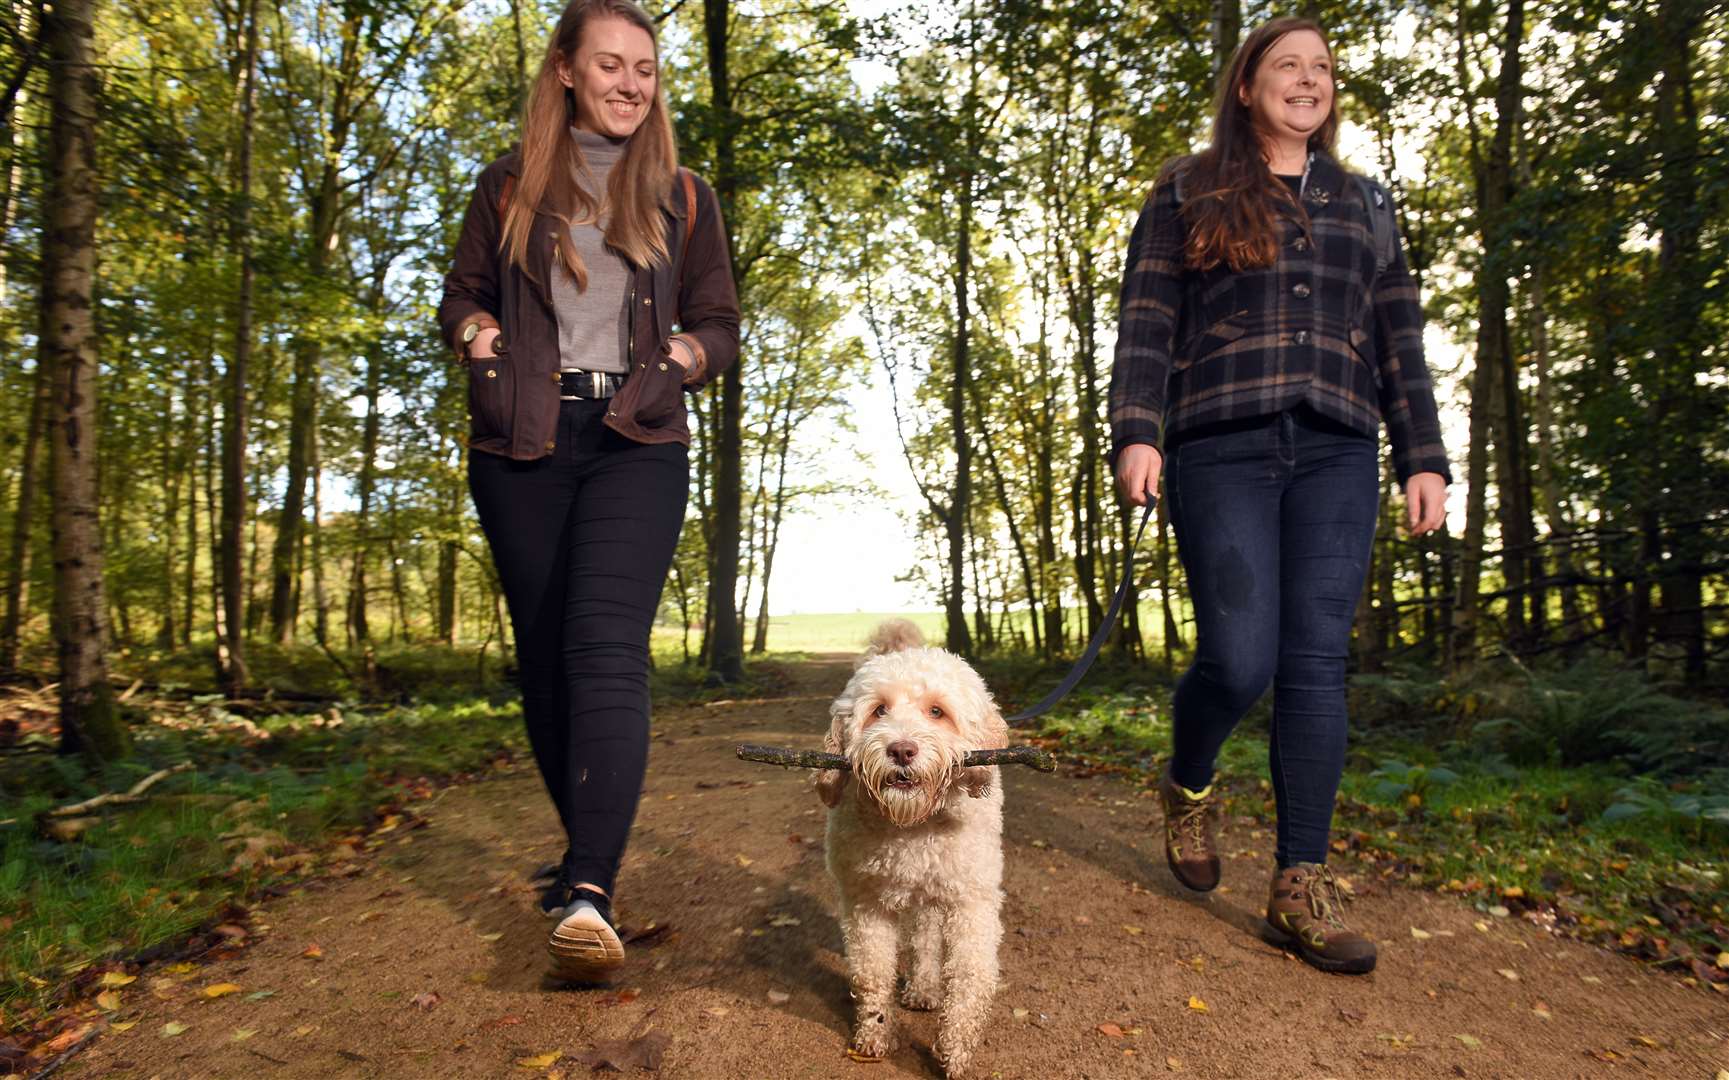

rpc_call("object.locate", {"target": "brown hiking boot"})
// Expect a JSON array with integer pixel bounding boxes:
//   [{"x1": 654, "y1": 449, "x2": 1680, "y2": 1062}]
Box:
[
  {"x1": 1264, "y1": 862, "x2": 1377, "y2": 974},
  {"x1": 1159, "y1": 770, "x2": 1220, "y2": 892}
]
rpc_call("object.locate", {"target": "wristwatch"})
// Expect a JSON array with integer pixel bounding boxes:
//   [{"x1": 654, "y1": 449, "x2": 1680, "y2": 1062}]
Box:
[{"x1": 459, "y1": 317, "x2": 503, "y2": 363}]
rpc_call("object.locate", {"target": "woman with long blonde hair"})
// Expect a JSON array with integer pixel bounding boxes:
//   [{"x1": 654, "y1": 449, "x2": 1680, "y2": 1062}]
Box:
[{"x1": 439, "y1": 0, "x2": 739, "y2": 983}]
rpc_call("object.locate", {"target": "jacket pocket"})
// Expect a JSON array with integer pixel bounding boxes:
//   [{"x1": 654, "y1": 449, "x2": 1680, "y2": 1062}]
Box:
[
  {"x1": 467, "y1": 358, "x2": 513, "y2": 439},
  {"x1": 1177, "y1": 313, "x2": 1248, "y2": 371},
  {"x1": 1348, "y1": 326, "x2": 1381, "y2": 389},
  {"x1": 629, "y1": 356, "x2": 687, "y2": 427}
]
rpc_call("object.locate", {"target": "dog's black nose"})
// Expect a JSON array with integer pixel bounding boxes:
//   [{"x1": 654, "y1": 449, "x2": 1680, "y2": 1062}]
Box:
[{"x1": 887, "y1": 740, "x2": 919, "y2": 766}]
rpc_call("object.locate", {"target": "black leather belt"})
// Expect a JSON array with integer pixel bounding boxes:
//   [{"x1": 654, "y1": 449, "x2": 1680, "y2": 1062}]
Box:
[{"x1": 559, "y1": 369, "x2": 624, "y2": 399}]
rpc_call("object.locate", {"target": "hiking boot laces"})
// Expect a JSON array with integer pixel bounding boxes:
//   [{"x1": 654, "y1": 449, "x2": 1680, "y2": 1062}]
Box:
[
  {"x1": 1172, "y1": 797, "x2": 1211, "y2": 852},
  {"x1": 1296, "y1": 864, "x2": 1352, "y2": 931}
]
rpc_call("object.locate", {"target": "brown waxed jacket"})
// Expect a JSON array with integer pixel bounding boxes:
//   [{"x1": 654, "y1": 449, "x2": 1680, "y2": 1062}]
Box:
[{"x1": 438, "y1": 152, "x2": 740, "y2": 460}]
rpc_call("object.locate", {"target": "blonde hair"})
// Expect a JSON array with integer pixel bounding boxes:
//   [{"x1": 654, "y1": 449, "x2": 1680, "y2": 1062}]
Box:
[{"x1": 502, "y1": 0, "x2": 678, "y2": 288}]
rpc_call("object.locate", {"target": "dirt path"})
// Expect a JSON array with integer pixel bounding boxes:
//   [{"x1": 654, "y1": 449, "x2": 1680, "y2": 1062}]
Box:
[{"x1": 65, "y1": 659, "x2": 1728, "y2": 1079}]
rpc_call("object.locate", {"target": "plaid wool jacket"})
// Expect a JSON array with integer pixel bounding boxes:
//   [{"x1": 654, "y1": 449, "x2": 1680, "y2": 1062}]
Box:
[{"x1": 1109, "y1": 152, "x2": 1452, "y2": 484}]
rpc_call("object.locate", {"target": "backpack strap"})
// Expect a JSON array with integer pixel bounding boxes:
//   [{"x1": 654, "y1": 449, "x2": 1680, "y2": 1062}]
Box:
[{"x1": 1354, "y1": 175, "x2": 1398, "y2": 279}]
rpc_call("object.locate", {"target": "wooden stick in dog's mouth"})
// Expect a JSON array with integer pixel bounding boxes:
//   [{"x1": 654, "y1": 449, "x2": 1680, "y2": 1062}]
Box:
[{"x1": 735, "y1": 744, "x2": 1056, "y2": 773}]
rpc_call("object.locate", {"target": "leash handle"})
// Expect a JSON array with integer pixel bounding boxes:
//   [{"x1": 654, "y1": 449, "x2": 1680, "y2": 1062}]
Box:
[{"x1": 1004, "y1": 496, "x2": 1157, "y2": 725}]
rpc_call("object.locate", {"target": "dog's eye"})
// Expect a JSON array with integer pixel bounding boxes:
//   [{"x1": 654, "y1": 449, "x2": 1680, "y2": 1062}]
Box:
[
  {"x1": 872, "y1": 703, "x2": 888, "y2": 717},
  {"x1": 929, "y1": 705, "x2": 944, "y2": 719}
]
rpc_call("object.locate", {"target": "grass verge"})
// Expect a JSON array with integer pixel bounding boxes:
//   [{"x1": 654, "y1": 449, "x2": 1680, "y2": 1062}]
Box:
[{"x1": 1018, "y1": 662, "x2": 1729, "y2": 993}]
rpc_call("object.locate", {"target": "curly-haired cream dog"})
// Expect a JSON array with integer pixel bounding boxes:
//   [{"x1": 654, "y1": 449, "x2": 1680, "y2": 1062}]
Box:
[{"x1": 817, "y1": 619, "x2": 1006, "y2": 1077}]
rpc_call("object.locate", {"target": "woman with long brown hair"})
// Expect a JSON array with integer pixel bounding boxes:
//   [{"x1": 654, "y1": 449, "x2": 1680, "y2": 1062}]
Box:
[
  {"x1": 1109, "y1": 16, "x2": 1449, "y2": 974},
  {"x1": 439, "y1": 0, "x2": 738, "y2": 982}
]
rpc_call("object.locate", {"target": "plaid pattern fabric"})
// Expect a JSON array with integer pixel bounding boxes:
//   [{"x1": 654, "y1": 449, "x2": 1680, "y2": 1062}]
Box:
[{"x1": 1109, "y1": 153, "x2": 1452, "y2": 484}]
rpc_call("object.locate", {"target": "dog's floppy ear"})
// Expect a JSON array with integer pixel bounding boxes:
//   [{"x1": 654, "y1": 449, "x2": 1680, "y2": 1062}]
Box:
[
  {"x1": 814, "y1": 703, "x2": 851, "y2": 808},
  {"x1": 959, "y1": 705, "x2": 1009, "y2": 798}
]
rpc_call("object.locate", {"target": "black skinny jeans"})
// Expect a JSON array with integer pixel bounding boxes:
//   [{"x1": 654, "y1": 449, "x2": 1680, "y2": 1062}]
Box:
[
  {"x1": 468, "y1": 398, "x2": 688, "y2": 896},
  {"x1": 1165, "y1": 407, "x2": 1379, "y2": 867}
]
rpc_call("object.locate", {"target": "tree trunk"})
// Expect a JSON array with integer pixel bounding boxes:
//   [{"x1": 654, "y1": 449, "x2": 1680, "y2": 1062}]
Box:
[
  {"x1": 701, "y1": 0, "x2": 745, "y2": 682},
  {"x1": 268, "y1": 10, "x2": 362, "y2": 643},
  {"x1": 1209, "y1": 0, "x2": 1241, "y2": 78},
  {"x1": 41, "y1": 0, "x2": 125, "y2": 759},
  {"x1": 944, "y1": 168, "x2": 975, "y2": 657},
  {"x1": 0, "y1": 359, "x2": 48, "y2": 670},
  {"x1": 220, "y1": 0, "x2": 259, "y2": 692},
  {"x1": 1650, "y1": 0, "x2": 1706, "y2": 683}
]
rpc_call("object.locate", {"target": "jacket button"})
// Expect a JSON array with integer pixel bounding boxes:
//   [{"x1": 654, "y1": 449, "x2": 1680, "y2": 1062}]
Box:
[
  {"x1": 550, "y1": 372, "x2": 560, "y2": 383},
  {"x1": 1294, "y1": 330, "x2": 1311, "y2": 345},
  {"x1": 1292, "y1": 238, "x2": 1309, "y2": 252},
  {"x1": 644, "y1": 297, "x2": 653, "y2": 306},
  {"x1": 1293, "y1": 283, "x2": 1311, "y2": 298},
  {"x1": 544, "y1": 440, "x2": 555, "y2": 451},
  {"x1": 493, "y1": 336, "x2": 508, "y2": 353},
  {"x1": 485, "y1": 368, "x2": 497, "y2": 379},
  {"x1": 640, "y1": 362, "x2": 647, "y2": 369},
  {"x1": 608, "y1": 411, "x2": 617, "y2": 417},
  {"x1": 658, "y1": 362, "x2": 669, "y2": 372}
]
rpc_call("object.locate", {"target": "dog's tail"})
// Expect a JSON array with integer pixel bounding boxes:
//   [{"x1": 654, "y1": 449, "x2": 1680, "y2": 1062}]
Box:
[{"x1": 865, "y1": 617, "x2": 925, "y2": 656}]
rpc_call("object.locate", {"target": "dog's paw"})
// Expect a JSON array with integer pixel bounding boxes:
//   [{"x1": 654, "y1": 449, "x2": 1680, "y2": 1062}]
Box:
[
  {"x1": 899, "y1": 981, "x2": 940, "y2": 1011},
  {"x1": 850, "y1": 1014, "x2": 895, "y2": 1059},
  {"x1": 933, "y1": 1034, "x2": 975, "y2": 1078}
]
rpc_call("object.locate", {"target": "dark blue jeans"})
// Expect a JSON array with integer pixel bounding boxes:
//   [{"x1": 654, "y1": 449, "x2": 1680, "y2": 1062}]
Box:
[
  {"x1": 1165, "y1": 407, "x2": 1379, "y2": 867},
  {"x1": 468, "y1": 399, "x2": 688, "y2": 896}
]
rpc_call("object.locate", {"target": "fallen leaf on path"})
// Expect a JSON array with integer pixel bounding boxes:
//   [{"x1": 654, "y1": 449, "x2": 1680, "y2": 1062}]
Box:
[
  {"x1": 1123, "y1": 925, "x2": 1144, "y2": 936},
  {"x1": 1474, "y1": 921, "x2": 1489, "y2": 932},
  {"x1": 1454, "y1": 1034, "x2": 1483, "y2": 1050},
  {"x1": 575, "y1": 1031, "x2": 669, "y2": 1071},
  {"x1": 1377, "y1": 1033, "x2": 1414, "y2": 1050},
  {"x1": 1581, "y1": 975, "x2": 1602, "y2": 984},
  {"x1": 768, "y1": 914, "x2": 801, "y2": 927},
  {"x1": 479, "y1": 931, "x2": 504, "y2": 942},
  {"x1": 410, "y1": 992, "x2": 441, "y2": 1011},
  {"x1": 109, "y1": 1021, "x2": 138, "y2": 1032},
  {"x1": 1186, "y1": 996, "x2": 1209, "y2": 1013},
  {"x1": 231, "y1": 1028, "x2": 256, "y2": 1042},
  {"x1": 1629, "y1": 1035, "x2": 1660, "y2": 1048},
  {"x1": 95, "y1": 990, "x2": 121, "y2": 1011},
  {"x1": 1336, "y1": 1006, "x2": 1366, "y2": 1024},
  {"x1": 1012, "y1": 1008, "x2": 1029, "y2": 1020},
  {"x1": 1488, "y1": 905, "x2": 1510, "y2": 917},
  {"x1": 1097, "y1": 1023, "x2": 1124, "y2": 1038},
  {"x1": 99, "y1": 972, "x2": 137, "y2": 988},
  {"x1": 202, "y1": 982, "x2": 243, "y2": 999},
  {"x1": 293, "y1": 1025, "x2": 316, "y2": 1037},
  {"x1": 846, "y1": 1049, "x2": 884, "y2": 1063},
  {"x1": 619, "y1": 921, "x2": 673, "y2": 949},
  {"x1": 246, "y1": 989, "x2": 276, "y2": 1001},
  {"x1": 766, "y1": 989, "x2": 790, "y2": 1005},
  {"x1": 734, "y1": 853, "x2": 754, "y2": 867},
  {"x1": 1166, "y1": 1056, "x2": 1184, "y2": 1071},
  {"x1": 160, "y1": 1021, "x2": 188, "y2": 1038},
  {"x1": 1074, "y1": 915, "x2": 1092, "y2": 925},
  {"x1": 166, "y1": 962, "x2": 197, "y2": 975},
  {"x1": 301, "y1": 944, "x2": 323, "y2": 960},
  {"x1": 704, "y1": 1007, "x2": 730, "y2": 1018},
  {"x1": 1410, "y1": 927, "x2": 1432, "y2": 940},
  {"x1": 1496, "y1": 969, "x2": 1519, "y2": 981},
  {"x1": 1531, "y1": 1002, "x2": 1552, "y2": 1021},
  {"x1": 516, "y1": 1049, "x2": 562, "y2": 1069}
]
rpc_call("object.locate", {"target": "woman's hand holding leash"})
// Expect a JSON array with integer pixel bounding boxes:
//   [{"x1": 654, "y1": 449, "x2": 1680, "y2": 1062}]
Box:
[
  {"x1": 1115, "y1": 443, "x2": 1164, "y2": 507},
  {"x1": 1404, "y1": 471, "x2": 1447, "y2": 537}
]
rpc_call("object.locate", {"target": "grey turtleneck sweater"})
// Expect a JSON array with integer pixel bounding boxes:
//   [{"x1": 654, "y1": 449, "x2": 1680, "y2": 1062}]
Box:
[{"x1": 551, "y1": 129, "x2": 632, "y2": 375}]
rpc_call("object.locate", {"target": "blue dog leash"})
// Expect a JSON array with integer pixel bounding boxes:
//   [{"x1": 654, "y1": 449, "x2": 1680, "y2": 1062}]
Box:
[{"x1": 1004, "y1": 495, "x2": 1158, "y2": 724}]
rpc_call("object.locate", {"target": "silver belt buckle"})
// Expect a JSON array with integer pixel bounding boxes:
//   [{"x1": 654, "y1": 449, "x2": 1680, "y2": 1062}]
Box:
[{"x1": 590, "y1": 371, "x2": 604, "y2": 398}]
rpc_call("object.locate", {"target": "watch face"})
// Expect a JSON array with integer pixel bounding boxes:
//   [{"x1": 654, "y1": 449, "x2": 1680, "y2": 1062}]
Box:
[{"x1": 463, "y1": 323, "x2": 479, "y2": 343}]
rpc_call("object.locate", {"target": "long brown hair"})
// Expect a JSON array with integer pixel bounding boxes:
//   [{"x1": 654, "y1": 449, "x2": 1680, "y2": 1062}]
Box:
[
  {"x1": 1163, "y1": 17, "x2": 1340, "y2": 272},
  {"x1": 502, "y1": 0, "x2": 678, "y2": 288}
]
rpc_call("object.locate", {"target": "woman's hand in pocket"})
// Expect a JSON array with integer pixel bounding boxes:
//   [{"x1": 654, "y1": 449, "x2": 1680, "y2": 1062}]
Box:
[{"x1": 1114, "y1": 443, "x2": 1164, "y2": 506}]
